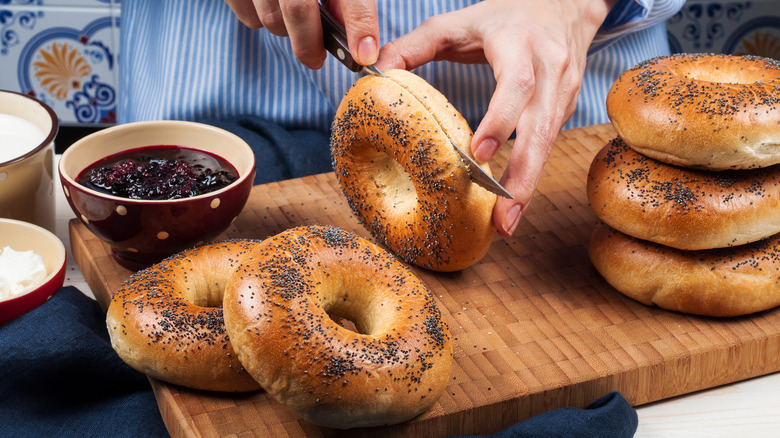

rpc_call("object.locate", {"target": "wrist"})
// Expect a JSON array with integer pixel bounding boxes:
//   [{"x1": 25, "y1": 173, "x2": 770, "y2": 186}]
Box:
[
  {"x1": 568, "y1": 0, "x2": 621, "y2": 43},
  {"x1": 590, "y1": 0, "x2": 621, "y2": 29}
]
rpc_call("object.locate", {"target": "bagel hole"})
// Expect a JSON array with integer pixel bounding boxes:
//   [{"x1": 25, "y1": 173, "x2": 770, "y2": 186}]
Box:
[
  {"x1": 330, "y1": 314, "x2": 362, "y2": 334},
  {"x1": 366, "y1": 150, "x2": 417, "y2": 212},
  {"x1": 185, "y1": 274, "x2": 229, "y2": 308},
  {"x1": 319, "y1": 269, "x2": 390, "y2": 336},
  {"x1": 326, "y1": 310, "x2": 366, "y2": 335}
]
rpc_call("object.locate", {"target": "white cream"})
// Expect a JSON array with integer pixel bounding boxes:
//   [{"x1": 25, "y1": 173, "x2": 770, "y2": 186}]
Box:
[
  {"x1": 0, "y1": 246, "x2": 47, "y2": 300},
  {"x1": 0, "y1": 113, "x2": 47, "y2": 163}
]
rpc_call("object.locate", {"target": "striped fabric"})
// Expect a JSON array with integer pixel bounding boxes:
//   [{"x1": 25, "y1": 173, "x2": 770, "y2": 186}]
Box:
[{"x1": 119, "y1": 0, "x2": 684, "y2": 131}]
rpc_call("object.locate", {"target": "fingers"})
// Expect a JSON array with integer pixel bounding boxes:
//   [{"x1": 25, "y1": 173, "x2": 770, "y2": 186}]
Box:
[
  {"x1": 471, "y1": 31, "x2": 536, "y2": 164},
  {"x1": 225, "y1": 0, "x2": 379, "y2": 69},
  {"x1": 490, "y1": 44, "x2": 581, "y2": 237},
  {"x1": 225, "y1": 0, "x2": 263, "y2": 28},
  {"x1": 376, "y1": 13, "x2": 481, "y2": 71},
  {"x1": 226, "y1": 0, "x2": 323, "y2": 68},
  {"x1": 279, "y1": 0, "x2": 379, "y2": 68},
  {"x1": 491, "y1": 106, "x2": 559, "y2": 237},
  {"x1": 278, "y1": 0, "x2": 327, "y2": 68},
  {"x1": 252, "y1": 0, "x2": 288, "y2": 36},
  {"x1": 338, "y1": 1, "x2": 380, "y2": 65},
  {"x1": 375, "y1": 16, "x2": 444, "y2": 70}
]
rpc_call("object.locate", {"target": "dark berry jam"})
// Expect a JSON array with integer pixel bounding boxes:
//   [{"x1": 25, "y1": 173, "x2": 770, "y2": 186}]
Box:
[{"x1": 77, "y1": 145, "x2": 239, "y2": 200}]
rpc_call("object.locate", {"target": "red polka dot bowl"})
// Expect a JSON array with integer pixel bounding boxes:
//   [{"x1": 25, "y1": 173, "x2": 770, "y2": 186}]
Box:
[
  {"x1": 0, "y1": 218, "x2": 66, "y2": 325},
  {"x1": 59, "y1": 120, "x2": 255, "y2": 270}
]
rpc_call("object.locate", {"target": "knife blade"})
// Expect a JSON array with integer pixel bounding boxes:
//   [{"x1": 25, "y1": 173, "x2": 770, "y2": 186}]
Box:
[
  {"x1": 319, "y1": 3, "x2": 512, "y2": 199},
  {"x1": 449, "y1": 140, "x2": 514, "y2": 199}
]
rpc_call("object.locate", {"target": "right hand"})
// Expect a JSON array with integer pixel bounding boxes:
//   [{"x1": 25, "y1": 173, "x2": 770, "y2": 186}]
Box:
[
  {"x1": 224, "y1": 0, "x2": 380, "y2": 69},
  {"x1": 375, "y1": 0, "x2": 614, "y2": 236}
]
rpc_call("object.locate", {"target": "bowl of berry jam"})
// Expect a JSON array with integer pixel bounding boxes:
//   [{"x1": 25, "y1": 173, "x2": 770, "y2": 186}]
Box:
[{"x1": 58, "y1": 120, "x2": 255, "y2": 270}]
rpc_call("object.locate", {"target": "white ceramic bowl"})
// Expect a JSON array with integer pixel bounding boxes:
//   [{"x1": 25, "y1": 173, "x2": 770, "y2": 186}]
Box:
[{"x1": 0, "y1": 218, "x2": 66, "y2": 324}]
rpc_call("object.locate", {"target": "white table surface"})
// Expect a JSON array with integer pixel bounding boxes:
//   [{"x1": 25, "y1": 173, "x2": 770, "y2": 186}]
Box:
[{"x1": 52, "y1": 158, "x2": 780, "y2": 437}]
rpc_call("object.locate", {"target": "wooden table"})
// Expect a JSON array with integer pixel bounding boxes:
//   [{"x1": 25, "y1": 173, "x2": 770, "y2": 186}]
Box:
[{"x1": 56, "y1": 124, "x2": 780, "y2": 437}]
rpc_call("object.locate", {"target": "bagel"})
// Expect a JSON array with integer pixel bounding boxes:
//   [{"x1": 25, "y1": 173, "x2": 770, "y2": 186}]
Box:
[
  {"x1": 587, "y1": 137, "x2": 780, "y2": 250},
  {"x1": 330, "y1": 69, "x2": 497, "y2": 272},
  {"x1": 589, "y1": 223, "x2": 780, "y2": 317},
  {"x1": 222, "y1": 225, "x2": 453, "y2": 429},
  {"x1": 106, "y1": 240, "x2": 262, "y2": 392},
  {"x1": 606, "y1": 53, "x2": 780, "y2": 170}
]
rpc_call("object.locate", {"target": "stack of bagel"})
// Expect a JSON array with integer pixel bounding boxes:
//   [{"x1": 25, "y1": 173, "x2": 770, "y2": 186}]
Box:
[{"x1": 586, "y1": 53, "x2": 780, "y2": 317}]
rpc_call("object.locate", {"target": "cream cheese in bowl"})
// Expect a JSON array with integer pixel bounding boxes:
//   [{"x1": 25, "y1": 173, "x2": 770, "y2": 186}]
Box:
[{"x1": 0, "y1": 246, "x2": 47, "y2": 300}]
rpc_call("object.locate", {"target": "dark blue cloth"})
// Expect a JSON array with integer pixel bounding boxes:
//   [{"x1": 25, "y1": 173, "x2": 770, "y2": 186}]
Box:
[
  {"x1": 196, "y1": 116, "x2": 333, "y2": 185},
  {"x1": 0, "y1": 287, "x2": 169, "y2": 438},
  {"x1": 452, "y1": 392, "x2": 638, "y2": 437}
]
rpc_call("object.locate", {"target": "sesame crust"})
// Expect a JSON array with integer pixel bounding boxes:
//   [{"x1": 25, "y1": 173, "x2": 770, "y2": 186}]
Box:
[
  {"x1": 587, "y1": 138, "x2": 780, "y2": 250},
  {"x1": 105, "y1": 239, "x2": 262, "y2": 392},
  {"x1": 606, "y1": 53, "x2": 780, "y2": 170},
  {"x1": 222, "y1": 225, "x2": 453, "y2": 429},
  {"x1": 330, "y1": 69, "x2": 496, "y2": 272}
]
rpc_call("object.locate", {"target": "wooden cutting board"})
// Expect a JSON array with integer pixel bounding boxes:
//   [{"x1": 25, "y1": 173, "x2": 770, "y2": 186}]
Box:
[{"x1": 70, "y1": 123, "x2": 780, "y2": 437}]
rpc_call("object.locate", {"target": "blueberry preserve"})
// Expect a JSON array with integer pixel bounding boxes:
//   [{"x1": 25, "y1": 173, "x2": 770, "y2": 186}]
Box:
[{"x1": 77, "y1": 145, "x2": 239, "y2": 200}]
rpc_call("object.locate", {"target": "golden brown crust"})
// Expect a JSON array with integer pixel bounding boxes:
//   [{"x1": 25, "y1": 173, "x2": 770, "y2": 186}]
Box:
[
  {"x1": 606, "y1": 54, "x2": 780, "y2": 170},
  {"x1": 330, "y1": 69, "x2": 496, "y2": 272},
  {"x1": 106, "y1": 240, "x2": 262, "y2": 392},
  {"x1": 587, "y1": 138, "x2": 780, "y2": 250},
  {"x1": 222, "y1": 225, "x2": 453, "y2": 429},
  {"x1": 588, "y1": 223, "x2": 780, "y2": 317}
]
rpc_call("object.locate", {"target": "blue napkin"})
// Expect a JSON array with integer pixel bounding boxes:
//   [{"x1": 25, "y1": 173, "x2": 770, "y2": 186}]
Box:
[
  {"x1": 452, "y1": 392, "x2": 638, "y2": 437},
  {"x1": 0, "y1": 287, "x2": 168, "y2": 438}
]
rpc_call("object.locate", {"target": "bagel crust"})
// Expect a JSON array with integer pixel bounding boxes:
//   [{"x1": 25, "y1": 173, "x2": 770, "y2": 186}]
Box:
[
  {"x1": 222, "y1": 225, "x2": 453, "y2": 429},
  {"x1": 106, "y1": 240, "x2": 262, "y2": 392},
  {"x1": 587, "y1": 138, "x2": 780, "y2": 250},
  {"x1": 330, "y1": 69, "x2": 497, "y2": 272},
  {"x1": 589, "y1": 223, "x2": 780, "y2": 317},
  {"x1": 606, "y1": 53, "x2": 780, "y2": 170}
]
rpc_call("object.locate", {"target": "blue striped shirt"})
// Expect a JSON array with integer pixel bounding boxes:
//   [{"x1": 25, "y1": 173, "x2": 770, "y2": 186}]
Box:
[{"x1": 119, "y1": 0, "x2": 684, "y2": 131}]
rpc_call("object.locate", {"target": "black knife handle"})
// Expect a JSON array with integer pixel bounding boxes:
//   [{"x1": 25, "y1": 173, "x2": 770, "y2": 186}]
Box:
[{"x1": 319, "y1": 4, "x2": 362, "y2": 72}]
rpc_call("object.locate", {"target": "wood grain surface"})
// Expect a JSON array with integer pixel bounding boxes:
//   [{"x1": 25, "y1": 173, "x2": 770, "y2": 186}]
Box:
[{"x1": 69, "y1": 123, "x2": 780, "y2": 437}]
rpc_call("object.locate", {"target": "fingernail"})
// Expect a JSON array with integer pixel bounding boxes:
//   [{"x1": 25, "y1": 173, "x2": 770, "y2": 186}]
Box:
[
  {"x1": 357, "y1": 36, "x2": 378, "y2": 65},
  {"x1": 474, "y1": 138, "x2": 499, "y2": 162},
  {"x1": 502, "y1": 204, "x2": 522, "y2": 236}
]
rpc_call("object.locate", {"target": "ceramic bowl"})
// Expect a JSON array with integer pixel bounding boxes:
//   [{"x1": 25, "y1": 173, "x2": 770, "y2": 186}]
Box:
[
  {"x1": 0, "y1": 90, "x2": 58, "y2": 232},
  {"x1": 59, "y1": 120, "x2": 255, "y2": 270},
  {"x1": 0, "y1": 218, "x2": 66, "y2": 325}
]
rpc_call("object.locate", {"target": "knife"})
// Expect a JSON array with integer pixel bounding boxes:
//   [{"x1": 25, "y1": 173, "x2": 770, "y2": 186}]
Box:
[
  {"x1": 448, "y1": 140, "x2": 513, "y2": 199},
  {"x1": 319, "y1": 4, "x2": 513, "y2": 199}
]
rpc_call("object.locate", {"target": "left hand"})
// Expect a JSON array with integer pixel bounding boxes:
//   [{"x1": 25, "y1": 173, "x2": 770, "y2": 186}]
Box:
[
  {"x1": 224, "y1": 0, "x2": 380, "y2": 68},
  {"x1": 376, "y1": 0, "x2": 615, "y2": 236}
]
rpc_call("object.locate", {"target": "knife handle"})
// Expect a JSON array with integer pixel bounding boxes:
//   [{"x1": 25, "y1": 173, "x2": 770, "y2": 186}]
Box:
[{"x1": 319, "y1": 4, "x2": 362, "y2": 72}]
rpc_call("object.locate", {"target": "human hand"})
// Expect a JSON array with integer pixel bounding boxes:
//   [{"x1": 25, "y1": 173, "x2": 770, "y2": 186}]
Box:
[
  {"x1": 224, "y1": 0, "x2": 380, "y2": 68},
  {"x1": 376, "y1": 0, "x2": 616, "y2": 236}
]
